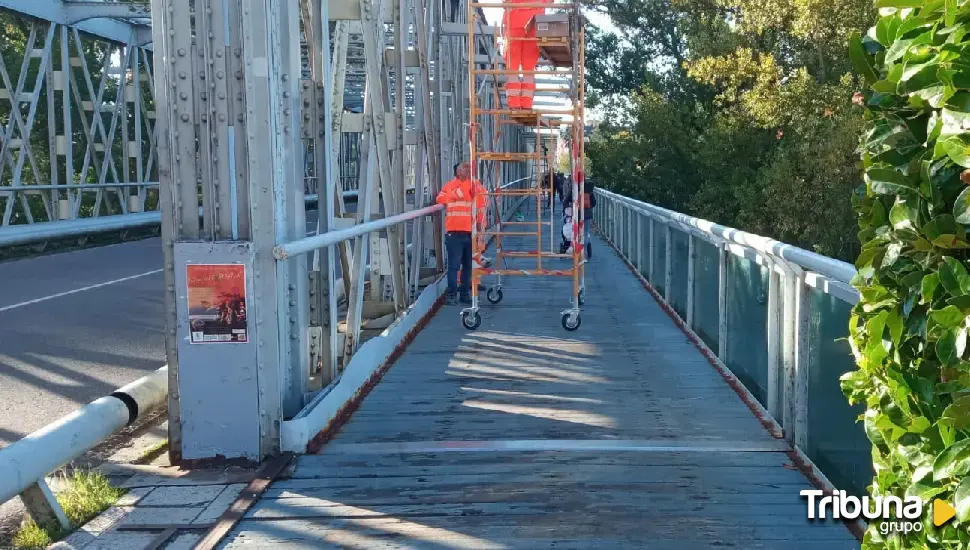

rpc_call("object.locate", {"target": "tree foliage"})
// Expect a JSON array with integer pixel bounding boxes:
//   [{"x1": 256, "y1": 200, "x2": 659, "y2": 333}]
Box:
[
  {"x1": 843, "y1": 1, "x2": 970, "y2": 546},
  {"x1": 583, "y1": 0, "x2": 874, "y2": 260}
]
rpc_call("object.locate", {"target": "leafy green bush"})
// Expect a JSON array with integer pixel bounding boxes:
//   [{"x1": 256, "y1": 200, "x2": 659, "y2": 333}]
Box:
[{"x1": 843, "y1": 1, "x2": 970, "y2": 546}]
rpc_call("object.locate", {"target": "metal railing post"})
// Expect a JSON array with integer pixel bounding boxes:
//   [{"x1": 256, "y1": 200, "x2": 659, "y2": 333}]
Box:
[
  {"x1": 717, "y1": 243, "x2": 729, "y2": 360},
  {"x1": 664, "y1": 224, "x2": 672, "y2": 302},
  {"x1": 793, "y1": 272, "x2": 812, "y2": 450},
  {"x1": 20, "y1": 481, "x2": 69, "y2": 530},
  {"x1": 625, "y1": 205, "x2": 633, "y2": 256},
  {"x1": 778, "y1": 261, "x2": 802, "y2": 446},
  {"x1": 686, "y1": 233, "x2": 695, "y2": 327},
  {"x1": 648, "y1": 218, "x2": 655, "y2": 282},
  {"x1": 635, "y1": 212, "x2": 643, "y2": 271},
  {"x1": 766, "y1": 257, "x2": 784, "y2": 421},
  {"x1": 616, "y1": 204, "x2": 627, "y2": 254}
]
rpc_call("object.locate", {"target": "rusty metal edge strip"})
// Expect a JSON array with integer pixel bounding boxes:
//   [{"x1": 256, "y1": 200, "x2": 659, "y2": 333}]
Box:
[
  {"x1": 144, "y1": 527, "x2": 177, "y2": 550},
  {"x1": 786, "y1": 446, "x2": 868, "y2": 540},
  {"x1": 595, "y1": 223, "x2": 866, "y2": 543},
  {"x1": 305, "y1": 218, "x2": 515, "y2": 455},
  {"x1": 191, "y1": 451, "x2": 295, "y2": 550},
  {"x1": 117, "y1": 523, "x2": 214, "y2": 531},
  {"x1": 306, "y1": 294, "x2": 448, "y2": 453}
]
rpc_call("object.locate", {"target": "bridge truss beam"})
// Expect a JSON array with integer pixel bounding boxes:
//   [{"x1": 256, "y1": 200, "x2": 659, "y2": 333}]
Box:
[
  {"x1": 0, "y1": 6, "x2": 158, "y2": 228},
  {"x1": 151, "y1": 0, "x2": 512, "y2": 460}
]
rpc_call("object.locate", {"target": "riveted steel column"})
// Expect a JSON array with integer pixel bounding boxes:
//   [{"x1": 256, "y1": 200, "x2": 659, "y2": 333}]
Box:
[{"x1": 153, "y1": 0, "x2": 307, "y2": 460}]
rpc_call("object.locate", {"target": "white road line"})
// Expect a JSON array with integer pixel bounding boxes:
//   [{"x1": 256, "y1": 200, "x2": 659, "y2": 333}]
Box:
[{"x1": 0, "y1": 269, "x2": 163, "y2": 313}]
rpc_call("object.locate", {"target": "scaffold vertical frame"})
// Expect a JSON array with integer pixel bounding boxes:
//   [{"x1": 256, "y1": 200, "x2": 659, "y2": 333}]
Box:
[{"x1": 460, "y1": 0, "x2": 586, "y2": 332}]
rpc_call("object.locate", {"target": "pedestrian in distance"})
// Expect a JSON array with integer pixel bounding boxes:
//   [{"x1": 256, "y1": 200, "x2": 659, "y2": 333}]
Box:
[{"x1": 562, "y1": 178, "x2": 596, "y2": 259}]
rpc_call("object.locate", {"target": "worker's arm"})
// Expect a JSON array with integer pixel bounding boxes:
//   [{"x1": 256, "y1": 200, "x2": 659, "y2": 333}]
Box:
[{"x1": 436, "y1": 181, "x2": 460, "y2": 205}]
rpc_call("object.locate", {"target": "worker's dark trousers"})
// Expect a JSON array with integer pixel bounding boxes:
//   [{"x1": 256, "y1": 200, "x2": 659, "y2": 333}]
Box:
[{"x1": 446, "y1": 231, "x2": 472, "y2": 297}]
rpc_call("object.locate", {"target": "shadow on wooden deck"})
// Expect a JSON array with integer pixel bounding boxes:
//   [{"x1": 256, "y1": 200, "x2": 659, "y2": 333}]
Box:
[{"x1": 219, "y1": 210, "x2": 862, "y2": 549}]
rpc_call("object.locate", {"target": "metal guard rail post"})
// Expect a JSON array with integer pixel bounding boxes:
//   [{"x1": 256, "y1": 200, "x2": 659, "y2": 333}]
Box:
[
  {"x1": 0, "y1": 366, "x2": 168, "y2": 529},
  {"x1": 592, "y1": 188, "x2": 869, "y2": 536}
]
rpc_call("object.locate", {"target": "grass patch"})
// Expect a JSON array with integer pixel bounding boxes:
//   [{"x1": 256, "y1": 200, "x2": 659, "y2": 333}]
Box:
[{"x1": 12, "y1": 470, "x2": 126, "y2": 549}]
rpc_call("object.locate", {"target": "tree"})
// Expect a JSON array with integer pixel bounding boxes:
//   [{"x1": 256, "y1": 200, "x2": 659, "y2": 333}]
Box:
[{"x1": 582, "y1": 0, "x2": 874, "y2": 260}]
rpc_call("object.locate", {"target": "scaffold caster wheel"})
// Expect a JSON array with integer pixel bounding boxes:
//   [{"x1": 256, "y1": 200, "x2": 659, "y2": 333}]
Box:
[
  {"x1": 461, "y1": 310, "x2": 482, "y2": 330},
  {"x1": 486, "y1": 287, "x2": 504, "y2": 304},
  {"x1": 578, "y1": 289, "x2": 585, "y2": 306},
  {"x1": 561, "y1": 312, "x2": 581, "y2": 331}
]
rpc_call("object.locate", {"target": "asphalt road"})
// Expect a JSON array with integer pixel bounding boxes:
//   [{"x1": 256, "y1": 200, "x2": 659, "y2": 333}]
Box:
[
  {"x1": 0, "y1": 240, "x2": 167, "y2": 446},
  {"x1": 0, "y1": 200, "x2": 422, "y2": 446}
]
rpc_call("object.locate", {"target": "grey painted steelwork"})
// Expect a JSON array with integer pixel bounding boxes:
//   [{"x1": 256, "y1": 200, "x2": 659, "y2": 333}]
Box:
[
  {"x1": 148, "y1": 0, "x2": 505, "y2": 460},
  {"x1": 0, "y1": 9, "x2": 159, "y2": 229},
  {"x1": 0, "y1": 0, "x2": 530, "y2": 461},
  {"x1": 172, "y1": 243, "x2": 261, "y2": 459},
  {"x1": 0, "y1": 2, "x2": 364, "y2": 247},
  {"x1": 0, "y1": 0, "x2": 152, "y2": 46}
]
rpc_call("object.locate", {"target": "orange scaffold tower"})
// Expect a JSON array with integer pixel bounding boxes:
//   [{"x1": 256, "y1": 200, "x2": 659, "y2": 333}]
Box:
[{"x1": 459, "y1": 0, "x2": 587, "y2": 332}]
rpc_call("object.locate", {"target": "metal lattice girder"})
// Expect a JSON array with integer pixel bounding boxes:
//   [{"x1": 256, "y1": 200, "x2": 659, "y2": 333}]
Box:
[
  {"x1": 149, "y1": 0, "x2": 476, "y2": 460},
  {"x1": 0, "y1": 12, "x2": 159, "y2": 228},
  {"x1": 0, "y1": 1, "x2": 153, "y2": 47}
]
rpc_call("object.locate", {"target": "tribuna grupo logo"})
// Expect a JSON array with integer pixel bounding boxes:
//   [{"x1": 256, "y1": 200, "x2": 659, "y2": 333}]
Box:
[{"x1": 801, "y1": 489, "x2": 955, "y2": 535}]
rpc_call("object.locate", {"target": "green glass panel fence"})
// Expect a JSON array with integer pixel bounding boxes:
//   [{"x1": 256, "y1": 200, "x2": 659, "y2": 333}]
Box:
[
  {"x1": 723, "y1": 253, "x2": 770, "y2": 407},
  {"x1": 807, "y1": 288, "x2": 872, "y2": 498},
  {"x1": 691, "y1": 239, "x2": 720, "y2": 352},
  {"x1": 668, "y1": 229, "x2": 690, "y2": 319}
]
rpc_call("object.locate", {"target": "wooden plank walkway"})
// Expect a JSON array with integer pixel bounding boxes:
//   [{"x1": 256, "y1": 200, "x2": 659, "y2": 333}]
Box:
[{"x1": 220, "y1": 207, "x2": 861, "y2": 549}]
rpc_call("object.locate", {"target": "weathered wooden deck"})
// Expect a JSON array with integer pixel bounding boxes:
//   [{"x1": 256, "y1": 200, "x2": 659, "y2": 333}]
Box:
[{"x1": 220, "y1": 210, "x2": 861, "y2": 549}]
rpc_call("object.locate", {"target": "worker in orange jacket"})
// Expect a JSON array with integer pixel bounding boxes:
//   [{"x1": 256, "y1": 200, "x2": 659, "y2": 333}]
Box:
[
  {"x1": 437, "y1": 162, "x2": 487, "y2": 304},
  {"x1": 502, "y1": 0, "x2": 550, "y2": 110}
]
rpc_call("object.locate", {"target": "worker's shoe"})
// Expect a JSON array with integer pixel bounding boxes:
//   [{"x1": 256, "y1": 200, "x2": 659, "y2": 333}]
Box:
[
  {"x1": 459, "y1": 293, "x2": 472, "y2": 305},
  {"x1": 446, "y1": 293, "x2": 458, "y2": 305}
]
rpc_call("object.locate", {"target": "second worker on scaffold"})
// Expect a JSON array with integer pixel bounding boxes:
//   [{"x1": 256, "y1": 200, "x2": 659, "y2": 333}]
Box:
[
  {"x1": 437, "y1": 162, "x2": 487, "y2": 305},
  {"x1": 503, "y1": 0, "x2": 551, "y2": 109}
]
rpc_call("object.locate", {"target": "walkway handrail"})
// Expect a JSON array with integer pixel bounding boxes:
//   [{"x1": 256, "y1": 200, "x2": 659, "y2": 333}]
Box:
[
  {"x1": 0, "y1": 212, "x2": 163, "y2": 247},
  {"x1": 595, "y1": 188, "x2": 857, "y2": 284},
  {"x1": 592, "y1": 188, "x2": 871, "y2": 533},
  {"x1": 0, "y1": 192, "x2": 358, "y2": 248},
  {"x1": 0, "y1": 366, "x2": 168, "y2": 525},
  {"x1": 274, "y1": 204, "x2": 445, "y2": 259}
]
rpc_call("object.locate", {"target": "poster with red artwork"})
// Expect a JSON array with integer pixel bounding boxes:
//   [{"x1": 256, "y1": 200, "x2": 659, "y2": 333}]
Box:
[{"x1": 186, "y1": 264, "x2": 248, "y2": 344}]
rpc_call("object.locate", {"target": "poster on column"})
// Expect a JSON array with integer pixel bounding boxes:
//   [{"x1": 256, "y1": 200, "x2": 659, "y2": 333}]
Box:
[{"x1": 186, "y1": 264, "x2": 249, "y2": 344}]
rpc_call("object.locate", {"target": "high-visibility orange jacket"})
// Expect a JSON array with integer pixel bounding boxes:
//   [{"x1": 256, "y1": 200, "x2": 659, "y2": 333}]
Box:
[
  {"x1": 437, "y1": 177, "x2": 487, "y2": 232},
  {"x1": 502, "y1": 0, "x2": 550, "y2": 31}
]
